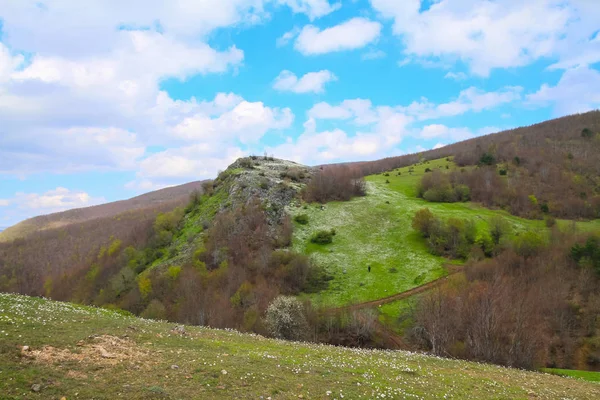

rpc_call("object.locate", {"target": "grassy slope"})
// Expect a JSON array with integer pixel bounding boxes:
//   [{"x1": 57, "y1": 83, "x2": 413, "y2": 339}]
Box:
[
  {"x1": 541, "y1": 368, "x2": 600, "y2": 383},
  {"x1": 1, "y1": 293, "x2": 599, "y2": 400},
  {"x1": 292, "y1": 158, "x2": 600, "y2": 310}
]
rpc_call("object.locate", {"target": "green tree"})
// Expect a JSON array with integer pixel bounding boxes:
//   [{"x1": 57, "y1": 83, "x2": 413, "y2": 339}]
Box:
[{"x1": 412, "y1": 208, "x2": 436, "y2": 238}]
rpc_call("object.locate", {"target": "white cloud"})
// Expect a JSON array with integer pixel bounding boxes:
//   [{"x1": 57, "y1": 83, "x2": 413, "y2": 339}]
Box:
[
  {"x1": 308, "y1": 86, "x2": 521, "y2": 125},
  {"x1": 370, "y1": 0, "x2": 598, "y2": 76},
  {"x1": 433, "y1": 143, "x2": 446, "y2": 150},
  {"x1": 0, "y1": 2, "x2": 309, "y2": 185},
  {"x1": 527, "y1": 66, "x2": 600, "y2": 116},
  {"x1": 420, "y1": 124, "x2": 473, "y2": 141},
  {"x1": 132, "y1": 146, "x2": 245, "y2": 189},
  {"x1": 295, "y1": 18, "x2": 382, "y2": 55},
  {"x1": 170, "y1": 99, "x2": 294, "y2": 143},
  {"x1": 276, "y1": 27, "x2": 300, "y2": 47},
  {"x1": 401, "y1": 86, "x2": 523, "y2": 120},
  {"x1": 0, "y1": 43, "x2": 24, "y2": 83},
  {"x1": 276, "y1": 0, "x2": 341, "y2": 20},
  {"x1": 3, "y1": 188, "x2": 105, "y2": 212},
  {"x1": 0, "y1": 199, "x2": 10, "y2": 207},
  {"x1": 444, "y1": 71, "x2": 468, "y2": 81},
  {"x1": 273, "y1": 70, "x2": 337, "y2": 93},
  {"x1": 361, "y1": 49, "x2": 387, "y2": 60}
]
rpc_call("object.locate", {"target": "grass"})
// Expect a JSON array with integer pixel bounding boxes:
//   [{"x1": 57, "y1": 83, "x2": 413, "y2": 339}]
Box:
[
  {"x1": 541, "y1": 368, "x2": 600, "y2": 383},
  {"x1": 292, "y1": 158, "x2": 600, "y2": 311},
  {"x1": 1, "y1": 293, "x2": 599, "y2": 399}
]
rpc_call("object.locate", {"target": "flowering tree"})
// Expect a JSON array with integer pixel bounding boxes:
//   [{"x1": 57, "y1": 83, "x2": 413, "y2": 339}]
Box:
[{"x1": 265, "y1": 296, "x2": 308, "y2": 341}]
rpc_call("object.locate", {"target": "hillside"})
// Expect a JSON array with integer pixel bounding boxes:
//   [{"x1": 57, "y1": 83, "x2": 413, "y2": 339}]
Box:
[
  {"x1": 1, "y1": 112, "x2": 599, "y2": 374},
  {"x1": 1, "y1": 292, "x2": 599, "y2": 400},
  {"x1": 0, "y1": 181, "x2": 205, "y2": 243}
]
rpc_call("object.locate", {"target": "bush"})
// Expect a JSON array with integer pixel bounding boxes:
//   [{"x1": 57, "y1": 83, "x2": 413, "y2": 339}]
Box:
[
  {"x1": 545, "y1": 215, "x2": 556, "y2": 227},
  {"x1": 499, "y1": 169, "x2": 507, "y2": 176},
  {"x1": 239, "y1": 158, "x2": 255, "y2": 169},
  {"x1": 294, "y1": 214, "x2": 309, "y2": 225},
  {"x1": 582, "y1": 128, "x2": 594, "y2": 138},
  {"x1": 265, "y1": 296, "x2": 308, "y2": 340},
  {"x1": 514, "y1": 232, "x2": 545, "y2": 258},
  {"x1": 425, "y1": 168, "x2": 432, "y2": 173},
  {"x1": 310, "y1": 229, "x2": 335, "y2": 245},
  {"x1": 479, "y1": 152, "x2": 496, "y2": 165},
  {"x1": 141, "y1": 299, "x2": 166, "y2": 320},
  {"x1": 303, "y1": 166, "x2": 366, "y2": 203},
  {"x1": 412, "y1": 208, "x2": 435, "y2": 238}
]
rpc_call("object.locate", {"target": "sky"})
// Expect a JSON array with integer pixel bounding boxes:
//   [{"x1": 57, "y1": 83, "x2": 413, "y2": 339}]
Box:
[{"x1": 0, "y1": 0, "x2": 599, "y2": 227}]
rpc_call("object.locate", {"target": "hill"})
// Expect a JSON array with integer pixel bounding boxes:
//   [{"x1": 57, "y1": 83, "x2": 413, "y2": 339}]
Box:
[
  {"x1": 0, "y1": 181, "x2": 205, "y2": 243},
  {"x1": 1, "y1": 112, "x2": 599, "y2": 374},
  {"x1": 1, "y1": 292, "x2": 598, "y2": 400}
]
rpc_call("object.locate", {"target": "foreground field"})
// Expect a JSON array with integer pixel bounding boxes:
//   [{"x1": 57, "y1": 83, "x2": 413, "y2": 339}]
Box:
[{"x1": 1, "y1": 293, "x2": 599, "y2": 399}]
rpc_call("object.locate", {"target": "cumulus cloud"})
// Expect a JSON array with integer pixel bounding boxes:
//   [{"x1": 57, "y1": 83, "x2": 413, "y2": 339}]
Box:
[
  {"x1": 130, "y1": 146, "x2": 246, "y2": 190},
  {"x1": 170, "y1": 100, "x2": 294, "y2": 143},
  {"x1": 308, "y1": 86, "x2": 521, "y2": 125},
  {"x1": 273, "y1": 70, "x2": 337, "y2": 93},
  {"x1": 527, "y1": 66, "x2": 600, "y2": 116},
  {"x1": 276, "y1": 27, "x2": 301, "y2": 47},
  {"x1": 444, "y1": 72, "x2": 468, "y2": 81},
  {"x1": 401, "y1": 86, "x2": 523, "y2": 120},
  {"x1": 0, "y1": 1, "x2": 313, "y2": 185},
  {"x1": 361, "y1": 49, "x2": 387, "y2": 61},
  {"x1": 0, "y1": 188, "x2": 105, "y2": 213},
  {"x1": 276, "y1": 0, "x2": 341, "y2": 20},
  {"x1": 370, "y1": 0, "x2": 600, "y2": 76},
  {"x1": 294, "y1": 18, "x2": 382, "y2": 55}
]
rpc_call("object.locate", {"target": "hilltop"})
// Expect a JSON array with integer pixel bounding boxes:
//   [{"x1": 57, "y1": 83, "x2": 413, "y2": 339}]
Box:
[{"x1": 1, "y1": 292, "x2": 599, "y2": 400}]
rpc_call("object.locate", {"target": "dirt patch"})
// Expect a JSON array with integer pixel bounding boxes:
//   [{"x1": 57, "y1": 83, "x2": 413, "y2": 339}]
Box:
[{"x1": 22, "y1": 335, "x2": 149, "y2": 367}]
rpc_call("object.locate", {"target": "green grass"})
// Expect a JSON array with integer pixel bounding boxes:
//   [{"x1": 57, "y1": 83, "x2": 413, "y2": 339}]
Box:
[
  {"x1": 541, "y1": 368, "x2": 600, "y2": 383},
  {"x1": 292, "y1": 158, "x2": 600, "y2": 311},
  {"x1": 1, "y1": 293, "x2": 599, "y2": 399}
]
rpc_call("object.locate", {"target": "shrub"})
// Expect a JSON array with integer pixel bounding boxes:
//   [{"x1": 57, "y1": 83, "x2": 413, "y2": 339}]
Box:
[
  {"x1": 489, "y1": 216, "x2": 511, "y2": 245},
  {"x1": 514, "y1": 231, "x2": 545, "y2": 258},
  {"x1": 582, "y1": 128, "x2": 594, "y2": 138},
  {"x1": 479, "y1": 152, "x2": 496, "y2": 165},
  {"x1": 412, "y1": 208, "x2": 435, "y2": 238},
  {"x1": 540, "y1": 203, "x2": 549, "y2": 213},
  {"x1": 239, "y1": 158, "x2": 254, "y2": 169},
  {"x1": 425, "y1": 168, "x2": 432, "y2": 173},
  {"x1": 167, "y1": 265, "x2": 182, "y2": 281},
  {"x1": 303, "y1": 166, "x2": 366, "y2": 203},
  {"x1": 545, "y1": 215, "x2": 556, "y2": 227},
  {"x1": 138, "y1": 276, "x2": 153, "y2": 299},
  {"x1": 310, "y1": 229, "x2": 335, "y2": 245},
  {"x1": 571, "y1": 236, "x2": 600, "y2": 274},
  {"x1": 499, "y1": 169, "x2": 507, "y2": 176},
  {"x1": 141, "y1": 299, "x2": 167, "y2": 320},
  {"x1": 294, "y1": 214, "x2": 309, "y2": 225},
  {"x1": 265, "y1": 296, "x2": 308, "y2": 340}
]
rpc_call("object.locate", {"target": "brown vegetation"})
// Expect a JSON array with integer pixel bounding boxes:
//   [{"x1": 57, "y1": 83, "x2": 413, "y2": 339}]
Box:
[
  {"x1": 410, "y1": 229, "x2": 600, "y2": 370},
  {"x1": 303, "y1": 165, "x2": 366, "y2": 203}
]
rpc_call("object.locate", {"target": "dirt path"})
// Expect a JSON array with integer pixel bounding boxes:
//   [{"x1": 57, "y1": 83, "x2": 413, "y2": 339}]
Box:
[
  {"x1": 322, "y1": 265, "x2": 463, "y2": 350},
  {"x1": 327, "y1": 266, "x2": 462, "y2": 314}
]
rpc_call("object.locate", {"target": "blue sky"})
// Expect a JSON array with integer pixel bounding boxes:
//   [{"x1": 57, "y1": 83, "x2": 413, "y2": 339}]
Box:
[{"x1": 0, "y1": 0, "x2": 599, "y2": 227}]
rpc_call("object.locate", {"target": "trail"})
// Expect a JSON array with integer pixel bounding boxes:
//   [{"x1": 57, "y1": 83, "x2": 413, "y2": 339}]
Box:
[
  {"x1": 323, "y1": 266, "x2": 463, "y2": 350},
  {"x1": 327, "y1": 266, "x2": 462, "y2": 314}
]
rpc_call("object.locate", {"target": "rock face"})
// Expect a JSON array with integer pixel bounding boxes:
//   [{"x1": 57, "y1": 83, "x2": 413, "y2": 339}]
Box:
[{"x1": 218, "y1": 156, "x2": 314, "y2": 229}]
